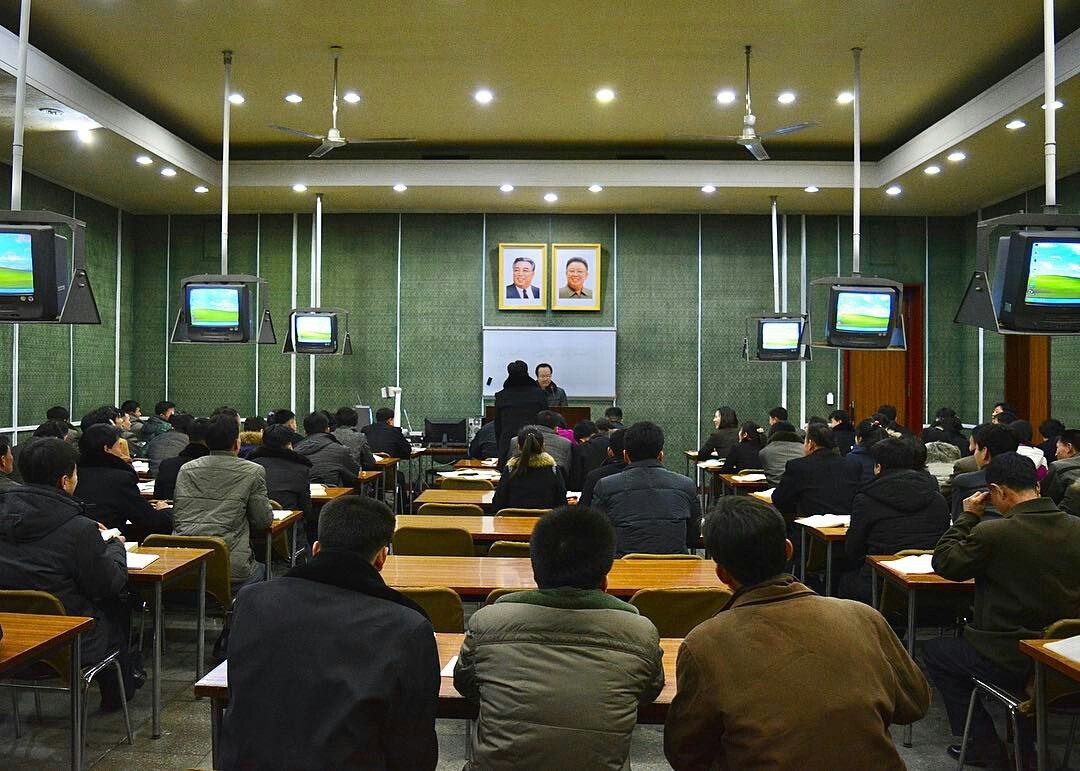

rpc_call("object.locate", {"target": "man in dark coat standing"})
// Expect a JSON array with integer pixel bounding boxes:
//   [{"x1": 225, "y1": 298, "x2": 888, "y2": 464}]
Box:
[
  {"x1": 494, "y1": 360, "x2": 548, "y2": 465},
  {"x1": 220, "y1": 494, "x2": 439, "y2": 770}
]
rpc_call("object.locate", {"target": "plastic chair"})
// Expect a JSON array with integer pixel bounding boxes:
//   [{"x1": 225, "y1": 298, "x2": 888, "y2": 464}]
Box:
[
  {"x1": 142, "y1": 534, "x2": 232, "y2": 612},
  {"x1": 622, "y1": 552, "x2": 703, "y2": 560},
  {"x1": 488, "y1": 541, "x2": 531, "y2": 557},
  {"x1": 0, "y1": 590, "x2": 133, "y2": 747},
  {"x1": 441, "y1": 477, "x2": 495, "y2": 491},
  {"x1": 485, "y1": 587, "x2": 525, "y2": 605},
  {"x1": 629, "y1": 587, "x2": 732, "y2": 637},
  {"x1": 397, "y1": 587, "x2": 465, "y2": 632},
  {"x1": 416, "y1": 503, "x2": 485, "y2": 517},
  {"x1": 494, "y1": 508, "x2": 550, "y2": 518},
  {"x1": 392, "y1": 526, "x2": 475, "y2": 557}
]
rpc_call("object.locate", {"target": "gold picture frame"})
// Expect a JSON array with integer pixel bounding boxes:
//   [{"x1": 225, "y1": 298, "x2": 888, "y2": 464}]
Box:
[
  {"x1": 551, "y1": 244, "x2": 601, "y2": 311},
  {"x1": 497, "y1": 243, "x2": 547, "y2": 310}
]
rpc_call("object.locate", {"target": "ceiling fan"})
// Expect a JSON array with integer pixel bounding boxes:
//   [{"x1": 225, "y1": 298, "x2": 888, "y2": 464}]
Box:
[
  {"x1": 686, "y1": 45, "x2": 817, "y2": 160},
  {"x1": 271, "y1": 46, "x2": 415, "y2": 158}
]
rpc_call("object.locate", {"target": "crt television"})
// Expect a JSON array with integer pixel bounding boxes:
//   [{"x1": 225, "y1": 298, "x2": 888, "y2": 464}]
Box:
[
  {"x1": 756, "y1": 317, "x2": 803, "y2": 361},
  {"x1": 991, "y1": 230, "x2": 1080, "y2": 332},
  {"x1": 184, "y1": 283, "x2": 250, "y2": 342},
  {"x1": 292, "y1": 311, "x2": 338, "y2": 354},
  {"x1": 0, "y1": 225, "x2": 70, "y2": 321},
  {"x1": 825, "y1": 284, "x2": 901, "y2": 348},
  {"x1": 424, "y1": 419, "x2": 467, "y2": 447}
]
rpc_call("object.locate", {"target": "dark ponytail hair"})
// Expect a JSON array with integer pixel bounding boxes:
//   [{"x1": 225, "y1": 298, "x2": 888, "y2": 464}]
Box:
[
  {"x1": 739, "y1": 422, "x2": 763, "y2": 447},
  {"x1": 513, "y1": 426, "x2": 545, "y2": 478}
]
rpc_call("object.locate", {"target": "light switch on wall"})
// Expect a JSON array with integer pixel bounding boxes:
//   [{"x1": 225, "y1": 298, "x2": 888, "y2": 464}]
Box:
[{"x1": 826, "y1": 392, "x2": 835, "y2": 406}]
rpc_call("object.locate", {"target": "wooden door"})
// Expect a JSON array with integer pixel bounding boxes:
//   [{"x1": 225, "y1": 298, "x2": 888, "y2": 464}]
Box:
[{"x1": 843, "y1": 285, "x2": 924, "y2": 432}]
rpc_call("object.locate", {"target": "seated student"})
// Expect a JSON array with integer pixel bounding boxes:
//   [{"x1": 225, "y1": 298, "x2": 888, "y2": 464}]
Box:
[
  {"x1": 491, "y1": 427, "x2": 567, "y2": 512},
  {"x1": 572, "y1": 420, "x2": 607, "y2": 481},
  {"x1": 332, "y1": 406, "x2": 379, "y2": 470},
  {"x1": 0, "y1": 438, "x2": 140, "y2": 710},
  {"x1": 221, "y1": 494, "x2": 439, "y2": 771},
  {"x1": 592, "y1": 421, "x2": 700, "y2": 556},
  {"x1": 468, "y1": 420, "x2": 498, "y2": 460},
  {"x1": 529, "y1": 410, "x2": 574, "y2": 472},
  {"x1": 1008, "y1": 418, "x2": 1048, "y2": 478},
  {"x1": 664, "y1": 496, "x2": 929, "y2": 770},
  {"x1": 839, "y1": 437, "x2": 950, "y2": 604},
  {"x1": 1038, "y1": 418, "x2": 1065, "y2": 462},
  {"x1": 455, "y1": 506, "x2": 663, "y2": 770},
  {"x1": 827, "y1": 409, "x2": 856, "y2": 455},
  {"x1": 295, "y1": 411, "x2": 361, "y2": 487},
  {"x1": 146, "y1": 412, "x2": 193, "y2": 475},
  {"x1": 697, "y1": 406, "x2": 740, "y2": 460},
  {"x1": 720, "y1": 421, "x2": 763, "y2": 475},
  {"x1": 173, "y1": 414, "x2": 273, "y2": 587},
  {"x1": 991, "y1": 401, "x2": 1013, "y2": 418},
  {"x1": 238, "y1": 415, "x2": 266, "y2": 458},
  {"x1": 926, "y1": 453, "x2": 1080, "y2": 766},
  {"x1": 75, "y1": 424, "x2": 172, "y2": 543},
  {"x1": 952, "y1": 426, "x2": 983, "y2": 477},
  {"x1": 142, "y1": 400, "x2": 175, "y2": 443},
  {"x1": 950, "y1": 423, "x2": 1019, "y2": 519},
  {"x1": 249, "y1": 425, "x2": 315, "y2": 547},
  {"x1": 922, "y1": 406, "x2": 968, "y2": 455},
  {"x1": 8, "y1": 421, "x2": 70, "y2": 484},
  {"x1": 604, "y1": 405, "x2": 624, "y2": 429},
  {"x1": 1041, "y1": 428, "x2": 1080, "y2": 502},
  {"x1": 120, "y1": 399, "x2": 143, "y2": 439},
  {"x1": 154, "y1": 417, "x2": 211, "y2": 501},
  {"x1": 765, "y1": 405, "x2": 788, "y2": 435},
  {"x1": 267, "y1": 407, "x2": 304, "y2": 445},
  {"x1": 361, "y1": 407, "x2": 413, "y2": 459},
  {"x1": 579, "y1": 429, "x2": 626, "y2": 508},
  {"x1": 0, "y1": 436, "x2": 18, "y2": 492},
  {"x1": 844, "y1": 418, "x2": 890, "y2": 484},
  {"x1": 875, "y1": 403, "x2": 912, "y2": 436},
  {"x1": 758, "y1": 420, "x2": 804, "y2": 486},
  {"x1": 773, "y1": 423, "x2": 861, "y2": 518}
]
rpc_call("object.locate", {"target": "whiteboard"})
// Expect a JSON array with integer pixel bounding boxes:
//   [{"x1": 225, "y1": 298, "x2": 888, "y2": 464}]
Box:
[{"x1": 482, "y1": 327, "x2": 616, "y2": 399}]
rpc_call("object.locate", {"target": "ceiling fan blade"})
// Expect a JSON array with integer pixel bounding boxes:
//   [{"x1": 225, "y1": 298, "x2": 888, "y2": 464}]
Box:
[
  {"x1": 758, "y1": 121, "x2": 818, "y2": 139},
  {"x1": 669, "y1": 134, "x2": 745, "y2": 142},
  {"x1": 270, "y1": 124, "x2": 326, "y2": 141},
  {"x1": 745, "y1": 141, "x2": 770, "y2": 161},
  {"x1": 308, "y1": 141, "x2": 339, "y2": 158},
  {"x1": 344, "y1": 137, "x2": 418, "y2": 144}
]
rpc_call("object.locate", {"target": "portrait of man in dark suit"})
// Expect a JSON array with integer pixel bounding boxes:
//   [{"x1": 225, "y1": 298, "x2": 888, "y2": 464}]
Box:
[{"x1": 505, "y1": 256, "x2": 541, "y2": 299}]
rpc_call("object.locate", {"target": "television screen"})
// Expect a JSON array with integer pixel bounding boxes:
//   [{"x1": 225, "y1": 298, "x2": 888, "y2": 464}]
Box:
[
  {"x1": 0, "y1": 232, "x2": 34, "y2": 296},
  {"x1": 761, "y1": 320, "x2": 801, "y2": 350},
  {"x1": 834, "y1": 291, "x2": 893, "y2": 333},
  {"x1": 189, "y1": 286, "x2": 241, "y2": 328},
  {"x1": 1024, "y1": 240, "x2": 1080, "y2": 306},
  {"x1": 295, "y1": 314, "x2": 333, "y2": 344}
]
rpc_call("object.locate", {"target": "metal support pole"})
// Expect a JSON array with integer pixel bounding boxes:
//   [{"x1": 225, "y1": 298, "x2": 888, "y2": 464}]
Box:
[
  {"x1": 852, "y1": 47, "x2": 863, "y2": 275},
  {"x1": 196, "y1": 562, "x2": 207, "y2": 680},
  {"x1": 69, "y1": 632, "x2": 81, "y2": 771},
  {"x1": 1044, "y1": 0, "x2": 1057, "y2": 211},
  {"x1": 221, "y1": 51, "x2": 232, "y2": 272},
  {"x1": 770, "y1": 196, "x2": 780, "y2": 313},
  {"x1": 904, "y1": 589, "x2": 917, "y2": 747},
  {"x1": 152, "y1": 582, "x2": 163, "y2": 738},
  {"x1": 10, "y1": 0, "x2": 30, "y2": 211}
]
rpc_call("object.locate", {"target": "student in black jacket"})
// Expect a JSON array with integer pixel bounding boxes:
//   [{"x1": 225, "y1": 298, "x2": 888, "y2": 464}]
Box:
[
  {"x1": 154, "y1": 417, "x2": 211, "y2": 501},
  {"x1": 249, "y1": 425, "x2": 315, "y2": 547},
  {"x1": 697, "y1": 406, "x2": 740, "y2": 460},
  {"x1": 468, "y1": 421, "x2": 498, "y2": 460},
  {"x1": 773, "y1": 423, "x2": 861, "y2": 519},
  {"x1": 362, "y1": 407, "x2": 413, "y2": 459},
  {"x1": 580, "y1": 429, "x2": 627, "y2": 508},
  {"x1": 493, "y1": 361, "x2": 548, "y2": 464},
  {"x1": 828, "y1": 410, "x2": 856, "y2": 456},
  {"x1": 720, "y1": 422, "x2": 764, "y2": 473},
  {"x1": 491, "y1": 427, "x2": 567, "y2": 512}
]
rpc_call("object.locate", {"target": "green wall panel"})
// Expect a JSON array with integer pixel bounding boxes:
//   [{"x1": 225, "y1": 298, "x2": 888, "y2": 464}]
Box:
[
  {"x1": 0, "y1": 164, "x2": 12, "y2": 431},
  {"x1": 927, "y1": 216, "x2": 974, "y2": 420},
  {"x1": 128, "y1": 215, "x2": 169, "y2": 406},
  {"x1": 804, "y1": 216, "x2": 842, "y2": 421},
  {"x1": 254, "y1": 214, "x2": 296, "y2": 416}
]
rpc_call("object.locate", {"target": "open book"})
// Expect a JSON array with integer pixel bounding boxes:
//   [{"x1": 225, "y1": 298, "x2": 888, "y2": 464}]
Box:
[
  {"x1": 272, "y1": 510, "x2": 294, "y2": 521},
  {"x1": 885, "y1": 554, "x2": 935, "y2": 574},
  {"x1": 794, "y1": 515, "x2": 851, "y2": 529},
  {"x1": 126, "y1": 552, "x2": 159, "y2": 570},
  {"x1": 1046, "y1": 635, "x2": 1080, "y2": 664}
]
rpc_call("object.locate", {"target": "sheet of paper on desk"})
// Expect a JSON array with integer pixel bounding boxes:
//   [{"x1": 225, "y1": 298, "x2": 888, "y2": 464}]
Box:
[
  {"x1": 732, "y1": 473, "x2": 767, "y2": 482},
  {"x1": 137, "y1": 482, "x2": 155, "y2": 493},
  {"x1": 132, "y1": 460, "x2": 149, "y2": 472},
  {"x1": 757, "y1": 488, "x2": 775, "y2": 501},
  {"x1": 272, "y1": 510, "x2": 293, "y2": 521},
  {"x1": 697, "y1": 459, "x2": 723, "y2": 469},
  {"x1": 100, "y1": 528, "x2": 122, "y2": 541},
  {"x1": 481, "y1": 458, "x2": 499, "y2": 466},
  {"x1": 886, "y1": 554, "x2": 935, "y2": 574},
  {"x1": 441, "y1": 655, "x2": 458, "y2": 677},
  {"x1": 1046, "y1": 635, "x2": 1080, "y2": 664},
  {"x1": 124, "y1": 542, "x2": 139, "y2": 552},
  {"x1": 794, "y1": 515, "x2": 851, "y2": 529},
  {"x1": 310, "y1": 484, "x2": 326, "y2": 494},
  {"x1": 127, "y1": 552, "x2": 160, "y2": 570}
]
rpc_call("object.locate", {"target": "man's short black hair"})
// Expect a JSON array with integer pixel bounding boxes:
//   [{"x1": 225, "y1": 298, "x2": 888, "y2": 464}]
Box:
[
  {"x1": 768, "y1": 406, "x2": 788, "y2": 422},
  {"x1": 535, "y1": 410, "x2": 562, "y2": 429},
  {"x1": 624, "y1": 421, "x2": 664, "y2": 462},
  {"x1": 984, "y1": 452, "x2": 1038, "y2": 492},
  {"x1": 19, "y1": 438, "x2": 79, "y2": 486},
  {"x1": 80, "y1": 406, "x2": 119, "y2": 432},
  {"x1": 303, "y1": 411, "x2": 330, "y2": 436},
  {"x1": 535, "y1": 362, "x2": 553, "y2": 376},
  {"x1": 317, "y1": 494, "x2": 395, "y2": 561},
  {"x1": 993, "y1": 401, "x2": 1014, "y2": 413},
  {"x1": 607, "y1": 429, "x2": 625, "y2": 457},
  {"x1": 604, "y1": 406, "x2": 623, "y2": 422},
  {"x1": 566, "y1": 256, "x2": 589, "y2": 271},
  {"x1": 335, "y1": 406, "x2": 359, "y2": 427},
  {"x1": 1008, "y1": 419, "x2": 1034, "y2": 444},
  {"x1": 170, "y1": 413, "x2": 194, "y2": 435},
  {"x1": 994, "y1": 411, "x2": 1018, "y2": 426},
  {"x1": 262, "y1": 424, "x2": 295, "y2": 450},
  {"x1": 205, "y1": 414, "x2": 240, "y2": 451},
  {"x1": 375, "y1": 407, "x2": 394, "y2": 424},
  {"x1": 33, "y1": 421, "x2": 68, "y2": 440},
  {"x1": 828, "y1": 409, "x2": 850, "y2": 424},
  {"x1": 870, "y1": 437, "x2": 916, "y2": 472},
  {"x1": 0, "y1": 435, "x2": 9, "y2": 456},
  {"x1": 902, "y1": 434, "x2": 928, "y2": 469},
  {"x1": 805, "y1": 423, "x2": 835, "y2": 450},
  {"x1": 973, "y1": 423, "x2": 1020, "y2": 457},
  {"x1": 771, "y1": 420, "x2": 797, "y2": 434},
  {"x1": 595, "y1": 418, "x2": 612, "y2": 432},
  {"x1": 120, "y1": 400, "x2": 140, "y2": 415},
  {"x1": 78, "y1": 423, "x2": 122, "y2": 456},
  {"x1": 45, "y1": 406, "x2": 69, "y2": 422},
  {"x1": 243, "y1": 415, "x2": 266, "y2": 432},
  {"x1": 211, "y1": 406, "x2": 239, "y2": 420},
  {"x1": 530, "y1": 506, "x2": 614, "y2": 590},
  {"x1": 1040, "y1": 419, "x2": 1065, "y2": 441},
  {"x1": 1059, "y1": 429, "x2": 1080, "y2": 451},
  {"x1": 876, "y1": 404, "x2": 898, "y2": 422},
  {"x1": 153, "y1": 401, "x2": 175, "y2": 416},
  {"x1": 269, "y1": 408, "x2": 295, "y2": 426},
  {"x1": 704, "y1": 496, "x2": 788, "y2": 586},
  {"x1": 573, "y1": 420, "x2": 598, "y2": 442},
  {"x1": 806, "y1": 416, "x2": 827, "y2": 427},
  {"x1": 187, "y1": 417, "x2": 212, "y2": 444}
]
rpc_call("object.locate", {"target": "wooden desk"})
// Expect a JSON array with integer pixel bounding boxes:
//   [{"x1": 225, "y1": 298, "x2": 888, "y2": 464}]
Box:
[
  {"x1": 1020, "y1": 639, "x2": 1080, "y2": 771},
  {"x1": 396, "y1": 515, "x2": 537, "y2": 543},
  {"x1": 868, "y1": 555, "x2": 975, "y2": 747},
  {"x1": 0, "y1": 613, "x2": 94, "y2": 770},
  {"x1": 749, "y1": 490, "x2": 773, "y2": 505},
  {"x1": 794, "y1": 523, "x2": 848, "y2": 596},
  {"x1": 381, "y1": 555, "x2": 725, "y2": 600},
  {"x1": 716, "y1": 472, "x2": 769, "y2": 493},
  {"x1": 414, "y1": 489, "x2": 495, "y2": 510},
  {"x1": 267, "y1": 510, "x2": 304, "y2": 576},
  {"x1": 311, "y1": 486, "x2": 355, "y2": 503},
  {"x1": 128, "y1": 546, "x2": 212, "y2": 738},
  {"x1": 195, "y1": 632, "x2": 679, "y2": 765},
  {"x1": 454, "y1": 459, "x2": 499, "y2": 469}
]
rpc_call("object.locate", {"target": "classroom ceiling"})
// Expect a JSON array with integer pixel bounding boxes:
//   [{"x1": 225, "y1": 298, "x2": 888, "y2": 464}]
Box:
[{"x1": 1, "y1": 1, "x2": 1080, "y2": 215}]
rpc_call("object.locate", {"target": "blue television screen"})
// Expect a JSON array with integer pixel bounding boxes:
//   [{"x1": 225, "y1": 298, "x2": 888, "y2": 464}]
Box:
[
  {"x1": 761, "y1": 320, "x2": 801, "y2": 350},
  {"x1": 834, "y1": 291, "x2": 892, "y2": 334},
  {"x1": 1025, "y1": 240, "x2": 1080, "y2": 306},
  {"x1": 0, "y1": 233, "x2": 34, "y2": 295},
  {"x1": 188, "y1": 286, "x2": 240, "y2": 327}
]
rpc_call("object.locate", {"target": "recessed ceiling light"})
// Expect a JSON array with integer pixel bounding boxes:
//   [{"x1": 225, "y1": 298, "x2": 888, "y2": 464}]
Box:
[
  {"x1": 924, "y1": 165, "x2": 941, "y2": 175},
  {"x1": 393, "y1": 183, "x2": 408, "y2": 192},
  {"x1": 1005, "y1": 119, "x2": 1027, "y2": 130},
  {"x1": 135, "y1": 155, "x2": 153, "y2": 166},
  {"x1": 76, "y1": 129, "x2": 94, "y2": 144},
  {"x1": 160, "y1": 167, "x2": 177, "y2": 177},
  {"x1": 715, "y1": 89, "x2": 737, "y2": 105},
  {"x1": 588, "y1": 184, "x2": 603, "y2": 193},
  {"x1": 836, "y1": 91, "x2": 854, "y2": 105},
  {"x1": 804, "y1": 185, "x2": 819, "y2": 193},
  {"x1": 194, "y1": 185, "x2": 209, "y2": 194},
  {"x1": 342, "y1": 91, "x2": 361, "y2": 104},
  {"x1": 1042, "y1": 100, "x2": 1064, "y2": 110},
  {"x1": 499, "y1": 183, "x2": 514, "y2": 193},
  {"x1": 284, "y1": 93, "x2": 303, "y2": 104},
  {"x1": 595, "y1": 87, "x2": 615, "y2": 104},
  {"x1": 777, "y1": 91, "x2": 796, "y2": 105},
  {"x1": 947, "y1": 151, "x2": 967, "y2": 162},
  {"x1": 701, "y1": 184, "x2": 717, "y2": 194},
  {"x1": 474, "y1": 88, "x2": 494, "y2": 105},
  {"x1": 544, "y1": 192, "x2": 558, "y2": 202},
  {"x1": 292, "y1": 183, "x2": 307, "y2": 192},
  {"x1": 885, "y1": 185, "x2": 902, "y2": 196},
  {"x1": 228, "y1": 93, "x2": 245, "y2": 105}
]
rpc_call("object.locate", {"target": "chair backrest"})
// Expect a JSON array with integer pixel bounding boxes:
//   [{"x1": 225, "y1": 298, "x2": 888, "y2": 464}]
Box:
[
  {"x1": 895, "y1": 549, "x2": 933, "y2": 557},
  {"x1": 392, "y1": 526, "x2": 475, "y2": 557},
  {"x1": 0, "y1": 590, "x2": 70, "y2": 681},
  {"x1": 441, "y1": 477, "x2": 495, "y2": 490},
  {"x1": 416, "y1": 503, "x2": 486, "y2": 517},
  {"x1": 143, "y1": 534, "x2": 233, "y2": 611},
  {"x1": 629, "y1": 587, "x2": 732, "y2": 637},
  {"x1": 622, "y1": 552, "x2": 703, "y2": 560},
  {"x1": 1018, "y1": 618, "x2": 1080, "y2": 715},
  {"x1": 485, "y1": 587, "x2": 526, "y2": 605},
  {"x1": 488, "y1": 540, "x2": 531, "y2": 558},
  {"x1": 494, "y1": 508, "x2": 551, "y2": 518},
  {"x1": 397, "y1": 587, "x2": 464, "y2": 632}
]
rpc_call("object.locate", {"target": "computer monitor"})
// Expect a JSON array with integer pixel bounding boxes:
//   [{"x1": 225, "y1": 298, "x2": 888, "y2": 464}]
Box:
[
  {"x1": 825, "y1": 284, "x2": 900, "y2": 348},
  {"x1": 992, "y1": 230, "x2": 1080, "y2": 332},
  {"x1": 756, "y1": 317, "x2": 803, "y2": 361},
  {"x1": 0, "y1": 225, "x2": 69, "y2": 321},
  {"x1": 424, "y1": 419, "x2": 467, "y2": 447},
  {"x1": 292, "y1": 311, "x2": 338, "y2": 354},
  {"x1": 184, "y1": 283, "x2": 250, "y2": 342}
]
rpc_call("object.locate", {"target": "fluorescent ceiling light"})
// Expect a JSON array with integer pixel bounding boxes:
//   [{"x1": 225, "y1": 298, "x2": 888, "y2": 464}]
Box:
[
  {"x1": 228, "y1": 93, "x2": 245, "y2": 105},
  {"x1": 1005, "y1": 119, "x2": 1026, "y2": 130},
  {"x1": 544, "y1": 192, "x2": 559, "y2": 202},
  {"x1": 777, "y1": 91, "x2": 796, "y2": 104},
  {"x1": 1042, "y1": 100, "x2": 1064, "y2": 110},
  {"x1": 474, "y1": 88, "x2": 494, "y2": 105},
  {"x1": 885, "y1": 185, "x2": 902, "y2": 196},
  {"x1": 499, "y1": 183, "x2": 514, "y2": 193},
  {"x1": 160, "y1": 167, "x2": 177, "y2": 177},
  {"x1": 947, "y1": 151, "x2": 966, "y2": 162},
  {"x1": 836, "y1": 91, "x2": 854, "y2": 104},
  {"x1": 393, "y1": 183, "x2": 408, "y2": 192},
  {"x1": 804, "y1": 186, "x2": 819, "y2": 193},
  {"x1": 701, "y1": 184, "x2": 716, "y2": 194},
  {"x1": 194, "y1": 185, "x2": 209, "y2": 194},
  {"x1": 135, "y1": 155, "x2": 153, "y2": 165},
  {"x1": 924, "y1": 165, "x2": 941, "y2": 175},
  {"x1": 716, "y1": 89, "x2": 737, "y2": 104},
  {"x1": 292, "y1": 183, "x2": 308, "y2": 192},
  {"x1": 342, "y1": 91, "x2": 361, "y2": 104},
  {"x1": 588, "y1": 184, "x2": 603, "y2": 193},
  {"x1": 285, "y1": 93, "x2": 303, "y2": 104},
  {"x1": 76, "y1": 128, "x2": 94, "y2": 144},
  {"x1": 595, "y1": 87, "x2": 615, "y2": 104}
]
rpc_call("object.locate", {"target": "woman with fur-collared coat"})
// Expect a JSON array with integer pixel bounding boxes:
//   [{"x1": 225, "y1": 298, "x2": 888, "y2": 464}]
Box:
[{"x1": 491, "y1": 427, "x2": 567, "y2": 512}]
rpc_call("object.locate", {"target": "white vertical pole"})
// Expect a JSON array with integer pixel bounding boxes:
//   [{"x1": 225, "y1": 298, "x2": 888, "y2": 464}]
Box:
[
  {"x1": 696, "y1": 215, "x2": 702, "y2": 449},
  {"x1": 799, "y1": 215, "x2": 807, "y2": 427},
  {"x1": 479, "y1": 214, "x2": 486, "y2": 415},
  {"x1": 114, "y1": 209, "x2": 121, "y2": 405},
  {"x1": 10, "y1": 0, "x2": 30, "y2": 436},
  {"x1": 220, "y1": 51, "x2": 232, "y2": 272},
  {"x1": 770, "y1": 197, "x2": 780, "y2": 313},
  {"x1": 781, "y1": 214, "x2": 789, "y2": 408},
  {"x1": 254, "y1": 214, "x2": 261, "y2": 415},
  {"x1": 164, "y1": 216, "x2": 171, "y2": 399},
  {"x1": 1044, "y1": 0, "x2": 1057, "y2": 209},
  {"x1": 289, "y1": 214, "x2": 297, "y2": 413},
  {"x1": 852, "y1": 47, "x2": 862, "y2": 275},
  {"x1": 977, "y1": 208, "x2": 985, "y2": 423},
  {"x1": 613, "y1": 213, "x2": 618, "y2": 407},
  {"x1": 308, "y1": 210, "x2": 316, "y2": 414},
  {"x1": 396, "y1": 214, "x2": 402, "y2": 386},
  {"x1": 924, "y1": 217, "x2": 930, "y2": 426}
]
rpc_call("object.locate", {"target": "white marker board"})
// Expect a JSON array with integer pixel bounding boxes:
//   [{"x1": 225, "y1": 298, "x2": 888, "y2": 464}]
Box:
[{"x1": 482, "y1": 327, "x2": 616, "y2": 399}]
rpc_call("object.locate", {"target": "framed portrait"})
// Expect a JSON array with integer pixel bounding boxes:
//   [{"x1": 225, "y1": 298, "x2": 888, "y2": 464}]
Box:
[
  {"x1": 551, "y1": 244, "x2": 601, "y2": 311},
  {"x1": 498, "y1": 243, "x2": 547, "y2": 311}
]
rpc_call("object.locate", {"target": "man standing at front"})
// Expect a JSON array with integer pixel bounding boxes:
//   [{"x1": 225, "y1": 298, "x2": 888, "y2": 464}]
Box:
[
  {"x1": 455, "y1": 506, "x2": 662, "y2": 770},
  {"x1": 505, "y1": 256, "x2": 540, "y2": 299},
  {"x1": 221, "y1": 495, "x2": 439, "y2": 770},
  {"x1": 558, "y1": 256, "x2": 593, "y2": 299}
]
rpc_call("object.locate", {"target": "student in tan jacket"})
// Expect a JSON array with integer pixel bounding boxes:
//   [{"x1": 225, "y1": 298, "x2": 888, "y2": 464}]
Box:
[{"x1": 664, "y1": 495, "x2": 929, "y2": 771}]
